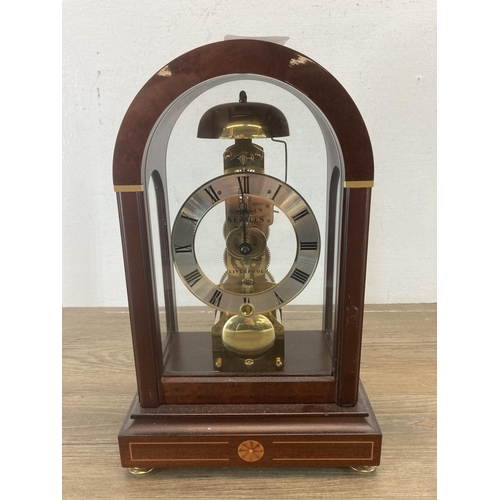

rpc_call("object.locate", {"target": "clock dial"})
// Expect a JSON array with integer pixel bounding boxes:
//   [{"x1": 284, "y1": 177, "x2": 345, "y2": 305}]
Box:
[{"x1": 171, "y1": 172, "x2": 320, "y2": 315}]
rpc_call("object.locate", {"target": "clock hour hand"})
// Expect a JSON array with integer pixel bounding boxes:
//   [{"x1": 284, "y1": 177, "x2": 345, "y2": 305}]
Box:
[{"x1": 238, "y1": 200, "x2": 252, "y2": 256}]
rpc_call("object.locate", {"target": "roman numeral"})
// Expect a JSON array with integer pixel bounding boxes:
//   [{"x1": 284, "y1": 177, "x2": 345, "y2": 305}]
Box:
[
  {"x1": 237, "y1": 176, "x2": 250, "y2": 194},
  {"x1": 271, "y1": 184, "x2": 282, "y2": 201},
  {"x1": 209, "y1": 290, "x2": 223, "y2": 307},
  {"x1": 274, "y1": 291, "x2": 284, "y2": 305},
  {"x1": 174, "y1": 244, "x2": 192, "y2": 253},
  {"x1": 181, "y1": 212, "x2": 199, "y2": 227},
  {"x1": 184, "y1": 269, "x2": 202, "y2": 288},
  {"x1": 204, "y1": 185, "x2": 220, "y2": 204},
  {"x1": 292, "y1": 209, "x2": 309, "y2": 222},
  {"x1": 290, "y1": 268, "x2": 310, "y2": 285},
  {"x1": 300, "y1": 241, "x2": 318, "y2": 251},
  {"x1": 243, "y1": 297, "x2": 251, "y2": 303}
]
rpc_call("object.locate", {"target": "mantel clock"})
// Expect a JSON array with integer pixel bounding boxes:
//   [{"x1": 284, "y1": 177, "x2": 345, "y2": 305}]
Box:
[{"x1": 113, "y1": 40, "x2": 381, "y2": 472}]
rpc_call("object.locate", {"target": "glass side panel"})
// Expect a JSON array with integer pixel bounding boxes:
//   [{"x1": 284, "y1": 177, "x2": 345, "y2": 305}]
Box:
[{"x1": 147, "y1": 173, "x2": 168, "y2": 352}]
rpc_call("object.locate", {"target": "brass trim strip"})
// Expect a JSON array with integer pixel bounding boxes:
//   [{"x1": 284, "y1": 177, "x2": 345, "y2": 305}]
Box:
[
  {"x1": 344, "y1": 180, "x2": 374, "y2": 189},
  {"x1": 114, "y1": 184, "x2": 144, "y2": 192}
]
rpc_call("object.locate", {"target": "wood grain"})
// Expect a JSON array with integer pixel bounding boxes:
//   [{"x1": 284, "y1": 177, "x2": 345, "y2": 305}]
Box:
[{"x1": 63, "y1": 304, "x2": 436, "y2": 499}]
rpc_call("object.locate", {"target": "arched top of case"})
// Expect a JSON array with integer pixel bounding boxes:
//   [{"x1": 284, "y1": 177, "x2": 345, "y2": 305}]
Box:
[{"x1": 113, "y1": 39, "x2": 373, "y2": 186}]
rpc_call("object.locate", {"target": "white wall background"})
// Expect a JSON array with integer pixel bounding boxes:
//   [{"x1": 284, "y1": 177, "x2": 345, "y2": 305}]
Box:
[{"x1": 62, "y1": 0, "x2": 436, "y2": 307}]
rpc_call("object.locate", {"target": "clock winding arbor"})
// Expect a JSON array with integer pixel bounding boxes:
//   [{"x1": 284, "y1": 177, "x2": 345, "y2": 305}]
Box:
[{"x1": 113, "y1": 40, "x2": 381, "y2": 471}]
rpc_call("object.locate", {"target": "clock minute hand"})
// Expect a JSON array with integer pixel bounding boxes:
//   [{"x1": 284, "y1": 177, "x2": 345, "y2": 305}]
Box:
[{"x1": 238, "y1": 200, "x2": 252, "y2": 256}]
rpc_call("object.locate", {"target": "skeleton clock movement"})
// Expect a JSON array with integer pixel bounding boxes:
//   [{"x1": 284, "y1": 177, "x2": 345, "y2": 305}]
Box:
[{"x1": 114, "y1": 40, "x2": 381, "y2": 472}]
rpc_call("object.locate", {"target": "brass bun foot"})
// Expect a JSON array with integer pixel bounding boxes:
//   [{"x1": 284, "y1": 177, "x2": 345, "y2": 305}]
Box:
[
  {"x1": 128, "y1": 467, "x2": 154, "y2": 475},
  {"x1": 350, "y1": 465, "x2": 377, "y2": 473}
]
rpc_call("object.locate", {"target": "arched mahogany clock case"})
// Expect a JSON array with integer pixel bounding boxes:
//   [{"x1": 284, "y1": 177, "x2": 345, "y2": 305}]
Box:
[{"x1": 114, "y1": 40, "x2": 381, "y2": 469}]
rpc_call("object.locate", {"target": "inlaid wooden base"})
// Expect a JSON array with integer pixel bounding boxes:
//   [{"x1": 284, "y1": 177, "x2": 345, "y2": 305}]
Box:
[{"x1": 118, "y1": 382, "x2": 381, "y2": 469}]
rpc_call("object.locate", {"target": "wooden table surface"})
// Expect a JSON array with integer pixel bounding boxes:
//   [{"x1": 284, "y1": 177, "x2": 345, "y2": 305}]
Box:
[{"x1": 62, "y1": 304, "x2": 436, "y2": 499}]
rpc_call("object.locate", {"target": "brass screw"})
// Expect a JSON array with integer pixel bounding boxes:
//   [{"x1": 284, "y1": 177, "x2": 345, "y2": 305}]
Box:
[
  {"x1": 215, "y1": 358, "x2": 222, "y2": 368},
  {"x1": 276, "y1": 357, "x2": 283, "y2": 367},
  {"x1": 245, "y1": 359, "x2": 254, "y2": 366},
  {"x1": 240, "y1": 303, "x2": 254, "y2": 317}
]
